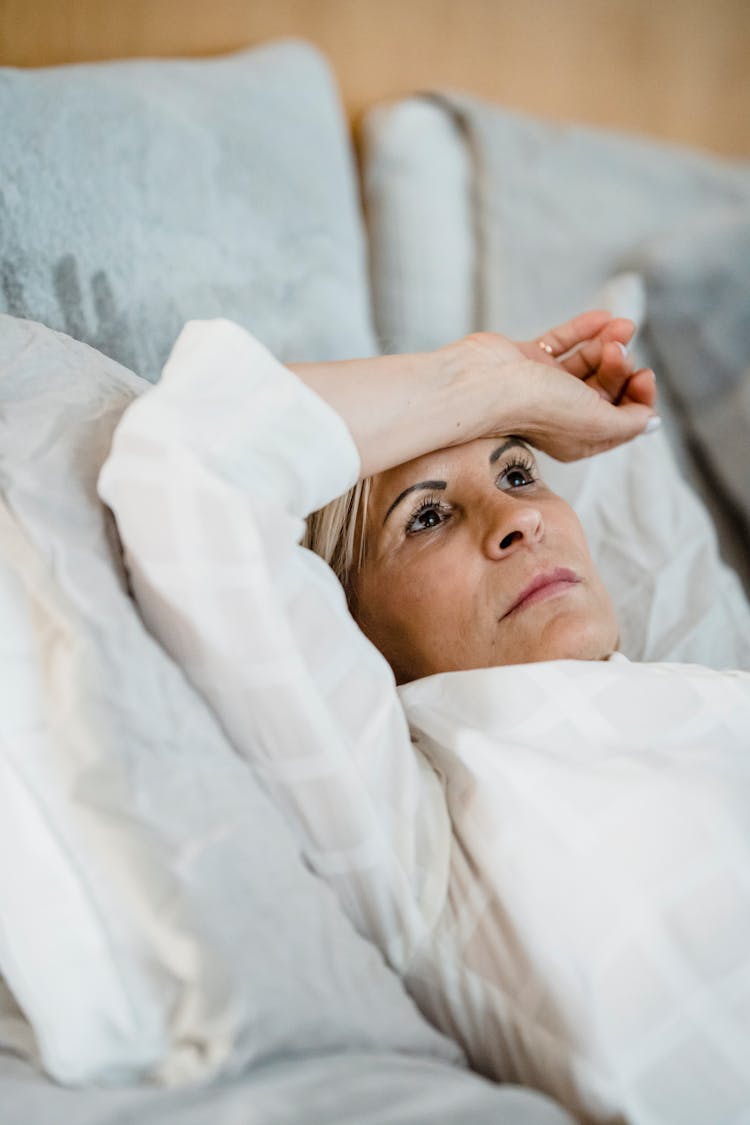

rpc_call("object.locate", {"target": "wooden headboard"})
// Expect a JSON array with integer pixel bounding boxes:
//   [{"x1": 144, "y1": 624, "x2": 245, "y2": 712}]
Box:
[{"x1": 1, "y1": 0, "x2": 748, "y2": 157}]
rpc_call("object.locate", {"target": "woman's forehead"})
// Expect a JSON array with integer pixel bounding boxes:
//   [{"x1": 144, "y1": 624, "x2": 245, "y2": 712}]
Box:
[
  {"x1": 369, "y1": 437, "x2": 534, "y2": 522},
  {"x1": 378, "y1": 436, "x2": 530, "y2": 487}
]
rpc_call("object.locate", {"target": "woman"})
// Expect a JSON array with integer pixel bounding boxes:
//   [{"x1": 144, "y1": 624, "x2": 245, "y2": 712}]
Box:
[
  {"x1": 296, "y1": 309, "x2": 655, "y2": 678},
  {"x1": 99, "y1": 315, "x2": 750, "y2": 1125}
]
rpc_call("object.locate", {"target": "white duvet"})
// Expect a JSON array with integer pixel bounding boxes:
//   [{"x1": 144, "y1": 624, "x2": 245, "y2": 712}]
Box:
[
  {"x1": 402, "y1": 659, "x2": 750, "y2": 1124},
  {"x1": 99, "y1": 320, "x2": 750, "y2": 1125}
]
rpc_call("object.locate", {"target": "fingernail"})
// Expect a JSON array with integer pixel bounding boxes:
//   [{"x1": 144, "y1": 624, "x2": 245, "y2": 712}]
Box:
[
  {"x1": 616, "y1": 341, "x2": 629, "y2": 357},
  {"x1": 643, "y1": 415, "x2": 661, "y2": 434}
]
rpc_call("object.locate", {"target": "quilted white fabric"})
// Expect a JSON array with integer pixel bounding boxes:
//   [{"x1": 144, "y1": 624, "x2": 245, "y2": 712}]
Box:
[
  {"x1": 99, "y1": 318, "x2": 750, "y2": 1125},
  {"x1": 402, "y1": 659, "x2": 750, "y2": 1125}
]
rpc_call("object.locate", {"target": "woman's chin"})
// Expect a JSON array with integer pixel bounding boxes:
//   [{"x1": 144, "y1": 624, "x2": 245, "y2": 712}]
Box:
[{"x1": 505, "y1": 609, "x2": 618, "y2": 666}]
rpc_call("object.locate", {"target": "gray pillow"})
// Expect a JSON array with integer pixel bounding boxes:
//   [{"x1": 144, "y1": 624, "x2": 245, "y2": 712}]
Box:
[
  {"x1": 636, "y1": 205, "x2": 750, "y2": 543},
  {"x1": 0, "y1": 41, "x2": 376, "y2": 380},
  {"x1": 362, "y1": 92, "x2": 750, "y2": 344},
  {"x1": 0, "y1": 314, "x2": 459, "y2": 1086}
]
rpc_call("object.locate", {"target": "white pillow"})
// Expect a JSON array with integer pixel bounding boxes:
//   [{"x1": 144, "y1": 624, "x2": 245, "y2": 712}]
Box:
[
  {"x1": 0, "y1": 315, "x2": 461, "y2": 1086},
  {"x1": 361, "y1": 97, "x2": 474, "y2": 352}
]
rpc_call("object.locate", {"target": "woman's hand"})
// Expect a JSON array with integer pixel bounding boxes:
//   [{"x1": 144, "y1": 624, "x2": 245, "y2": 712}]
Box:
[
  {"x1": 289, "y1": 313, "x2": 660, "y2": 478},
  {"x1": 519, "y1": 310, "x2": 656, "y2": 411},
  {"x1": 457, "y1": 316, "x2": 659, "y2": 464}
]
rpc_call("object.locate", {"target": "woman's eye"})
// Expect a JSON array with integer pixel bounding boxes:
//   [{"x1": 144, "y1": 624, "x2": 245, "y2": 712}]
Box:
[
  {"x1": 406, "y1": 504, "x2": 447, "y2": 534},
  {"x1": 497, "y1": 463, "x2": 536, "y2": 491}
]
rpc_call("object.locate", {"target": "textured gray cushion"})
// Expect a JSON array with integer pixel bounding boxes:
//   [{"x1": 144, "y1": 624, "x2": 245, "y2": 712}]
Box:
[
  {"x1": 0, "y1": 41, "x2": 376, "y2": 380},
  {"x1": 362, "y1": 92, "x2": 750, "y2": 344},
  {"x1": 434, "y1": 93, "x2": 750, "y2": 340},
  {"x1": 636, "y1": 205, "x2": 750, "y2": 540}
]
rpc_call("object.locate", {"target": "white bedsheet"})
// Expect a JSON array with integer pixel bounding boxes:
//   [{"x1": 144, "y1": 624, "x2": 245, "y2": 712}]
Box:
[{"x1": 99, "y1": 319, "x2": 750, "y2": 1125}]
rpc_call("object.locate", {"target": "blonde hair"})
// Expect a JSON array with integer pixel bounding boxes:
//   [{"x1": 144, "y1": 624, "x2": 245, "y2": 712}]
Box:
[{"x1": 302, "y1": 478, "x2": 372, "y2": 600}]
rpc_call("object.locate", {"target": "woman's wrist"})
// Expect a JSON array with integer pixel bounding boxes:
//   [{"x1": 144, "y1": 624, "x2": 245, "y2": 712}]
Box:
[
  {"x1": 289, "y1": 340, "x2": 487, "y2": 478},
  {"x1": 445, "y1": 333, "x2": 535, "y2": 444}
]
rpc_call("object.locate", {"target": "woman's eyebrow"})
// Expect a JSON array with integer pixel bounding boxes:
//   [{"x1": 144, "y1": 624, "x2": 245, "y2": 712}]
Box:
[
  {"x1": 489, "y1": 437, "x2": 529, "y2": 464},
  {"x1": 382, "y1": 480, "x2": 446, "y2": 526}
]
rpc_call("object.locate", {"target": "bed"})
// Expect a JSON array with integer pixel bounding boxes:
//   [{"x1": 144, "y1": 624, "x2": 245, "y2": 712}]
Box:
[{"x1": 1, "y1": 34, "x2": 749, "y2": 1125}]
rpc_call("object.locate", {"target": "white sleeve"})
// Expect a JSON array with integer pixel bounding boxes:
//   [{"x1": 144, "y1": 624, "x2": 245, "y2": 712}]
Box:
[{"x1": 97, "y1": 319, "x2": 449, "y2": 970}]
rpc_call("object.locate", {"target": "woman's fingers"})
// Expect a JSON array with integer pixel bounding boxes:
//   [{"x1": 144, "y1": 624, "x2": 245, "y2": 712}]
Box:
[
  {"x1": 620, "y1": 367, "x2": 658, "y2": 409},
  {"x1": 563, "y1": 339, "x2": 625, "y2": 384},
  {"x1": 533, "y1": 309, "x2": 613, "y2": 362},
  {"x1": 582, "y1": 344, "x2": 657, "y2": 409},
  {"x1": 582, "y1": 339, "x2": 636, "y2": 400},
  {"x1": 562, "y1": 328, "x2": 658, "y2": 411},
  {"x1": 595, "y1": 317, "x2": 637, "y2": 349},
  {"x1": 523, "y1": 311, "x2": 657, "y2": 422},
  {"x1": 531, "y1": 316, "x2": 638, "y2": 391},
  {"x1": 558, "y1": 320, "x2": 635, "y2": 376}
]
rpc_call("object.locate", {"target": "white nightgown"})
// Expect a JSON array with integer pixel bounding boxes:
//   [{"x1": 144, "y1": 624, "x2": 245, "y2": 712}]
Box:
[{"x1": 98, "y1": 319, "x2": 750, "y2": 1125}]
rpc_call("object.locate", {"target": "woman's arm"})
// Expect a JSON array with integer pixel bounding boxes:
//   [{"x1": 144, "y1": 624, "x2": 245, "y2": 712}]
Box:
[
  {"x1": 97, "y1": 320, "x2": 450, "y2": 969},
  {"x1": 289, "y1": 312, "x2": 657, "y2": 478},
  {"x1": 96, "y1": 314, "x2": 652, "y2": 971}
]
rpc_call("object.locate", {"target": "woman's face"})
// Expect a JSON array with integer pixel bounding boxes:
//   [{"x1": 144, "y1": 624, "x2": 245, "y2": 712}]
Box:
[{"x1": 352, "y1": 437, "x2": 618, "y2": 684}]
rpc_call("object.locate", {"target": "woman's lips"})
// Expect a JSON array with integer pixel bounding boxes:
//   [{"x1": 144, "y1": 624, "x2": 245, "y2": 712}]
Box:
[{"x1": 502, "y1": 567, "x2": 581, "y2": 618}]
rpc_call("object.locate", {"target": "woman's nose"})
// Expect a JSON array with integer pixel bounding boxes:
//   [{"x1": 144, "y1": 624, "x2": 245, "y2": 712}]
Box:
[{"x1": 482, "y1": 500, "x2": 544, "y2": 560}]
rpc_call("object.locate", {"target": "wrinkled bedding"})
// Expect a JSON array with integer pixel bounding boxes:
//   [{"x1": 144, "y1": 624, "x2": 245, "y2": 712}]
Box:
[
  {"x1": 99, "y1": 318, "x2": 750, "y2": 1125},
  {"x1": 402, "y1": 657, "x2": 750, "y2": 1125},
  {"x1": 2, "y1": 38, "x2": 750, "y2": 1125},
  {"x1": 0, "y1": 1051, "x2": 572, "y2": 1125},
  {"x1": 0, "y1": 314, "x2": 577, "y2": 1125}
]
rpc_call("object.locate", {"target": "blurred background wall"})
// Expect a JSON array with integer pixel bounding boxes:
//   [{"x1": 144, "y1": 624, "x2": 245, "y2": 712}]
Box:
[{"x1": 0, "y1": 0, "x2": 748, "y2": 157}]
